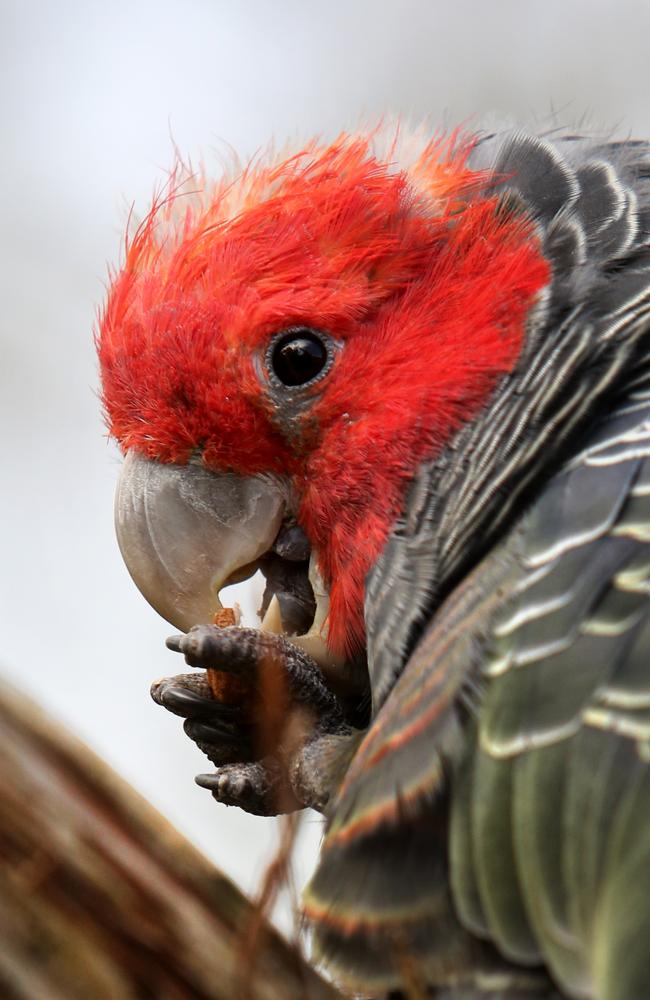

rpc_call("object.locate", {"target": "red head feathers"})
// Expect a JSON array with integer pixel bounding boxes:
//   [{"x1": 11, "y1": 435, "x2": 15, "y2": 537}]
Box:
[{"x1": 98, "y1": 128, "x2": 549, "y2": 656}]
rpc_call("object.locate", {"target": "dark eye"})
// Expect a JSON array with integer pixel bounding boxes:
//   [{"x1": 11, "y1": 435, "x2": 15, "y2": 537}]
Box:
[{"x1": 270, "y1": 328, "x2": 329, "y2": 387}]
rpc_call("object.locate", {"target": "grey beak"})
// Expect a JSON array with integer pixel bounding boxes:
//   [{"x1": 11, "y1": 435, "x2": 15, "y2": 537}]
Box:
[{"x1": 114, "y1": 451, "x2": 287, "y2": 632}]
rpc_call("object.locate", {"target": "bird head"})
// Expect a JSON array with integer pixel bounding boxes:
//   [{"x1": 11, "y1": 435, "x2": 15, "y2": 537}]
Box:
[{"x1": 98, "y1": 129, "x2": 548, "y2": 673}]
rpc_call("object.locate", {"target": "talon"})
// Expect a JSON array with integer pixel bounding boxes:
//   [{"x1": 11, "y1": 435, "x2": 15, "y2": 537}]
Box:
[
  {"x1": 166, "y1": 625, "x2": 232, "y2": 670},
  {"x1": 183, "y1": 718, "x2": 250, "y2": 748},
  {"x1": 165, "y1": 634, "x2": 184, "y2": 653},
  {"x1": 196, "y1": 770, "x2": 245, "y2": 800},
  {"x1": 195, "y1": 771, "x2": 233, "y2": 796},
  {"x1": 169, "y1": 624, "x2": 264, "y2": 674},
  {"x1": 155, "y1": 682, "x2": 241, "y2": 720},
  {"x1": 195, "y1": 772, "x2": 218, "y2": 790},
  {"x1": 197, "y1": 769, "x2": 260, "y2": 807},
  {"x1": 195, "y1": 760, "x2": 300, "y2": 816}
]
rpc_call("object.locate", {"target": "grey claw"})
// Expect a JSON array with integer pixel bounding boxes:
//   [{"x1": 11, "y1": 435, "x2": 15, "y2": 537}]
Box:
[
  {"x1": 152, "y1": 681, "x2": 241, "y2": 720},
  {"x1": 165, "y1": 634, "x2": 185, "y2": 652},
  {"x1": 196, "y1": 770, "x2": 252, "y2": 802},
  {"x1": 183, "y1": 718, "x2": 250, "y2": 748},
  {"x1": 195, "y1": 772, "x2": 218, "y2": 790},
  {"x1": 194, "y1": 761, "x2": 298, "y2": 816}
]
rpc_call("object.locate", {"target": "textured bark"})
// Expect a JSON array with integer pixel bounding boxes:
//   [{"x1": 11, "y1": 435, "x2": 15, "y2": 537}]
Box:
[{"x1": 0, "y1": 679, "x2": 340, "y2": 1000}]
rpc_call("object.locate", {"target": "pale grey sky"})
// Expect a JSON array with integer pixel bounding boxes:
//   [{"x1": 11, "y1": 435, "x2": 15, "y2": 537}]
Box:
[{"x1": 3, "y1": 0, "x2": 650, "y2": 931}]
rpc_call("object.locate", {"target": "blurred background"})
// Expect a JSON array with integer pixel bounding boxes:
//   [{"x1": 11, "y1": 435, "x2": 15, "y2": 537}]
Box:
[{"x1": 3, "y1": 0, "x2": 650, "y2": 933}]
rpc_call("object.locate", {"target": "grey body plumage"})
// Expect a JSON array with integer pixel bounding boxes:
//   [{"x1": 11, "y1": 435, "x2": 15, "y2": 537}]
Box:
[{"x1": 311, "y1": 131, "x2": 650, "y2": 997}]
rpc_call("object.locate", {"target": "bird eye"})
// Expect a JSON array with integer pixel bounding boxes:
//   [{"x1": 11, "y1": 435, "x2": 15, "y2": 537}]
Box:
[{"x1": 270, "y1": 328, "x2": 329, "y2": 387}]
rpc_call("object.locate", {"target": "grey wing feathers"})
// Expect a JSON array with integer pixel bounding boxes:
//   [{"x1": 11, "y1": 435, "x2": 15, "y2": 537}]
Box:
[
  {"x1": 367, "y1": 130, "x2": 650, "y2": 715},
  {"x1": 482, "y1": 390, "x2": 650, "y2": 757},
  {"x1": 453, "y1": 386, "x2": 650, "y2": 999},
  {"x1": 312, "y1": 130, "x2": 650, "y2": 998}
]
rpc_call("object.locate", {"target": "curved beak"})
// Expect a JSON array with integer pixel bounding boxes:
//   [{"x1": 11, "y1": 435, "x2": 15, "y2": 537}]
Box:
[{"x1": 114, "y1": 451, "x2": 287, "y2": 633}]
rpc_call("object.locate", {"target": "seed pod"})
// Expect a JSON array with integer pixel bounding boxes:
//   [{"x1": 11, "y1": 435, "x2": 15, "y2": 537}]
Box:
[{"x1": 206, "y1": 606, "x2": 252, "y2": 704}]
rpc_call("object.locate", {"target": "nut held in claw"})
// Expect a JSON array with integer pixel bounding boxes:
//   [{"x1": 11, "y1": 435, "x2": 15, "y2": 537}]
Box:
[{"x1": 207, "y1": 606, "x2": 251, "y2": 704}]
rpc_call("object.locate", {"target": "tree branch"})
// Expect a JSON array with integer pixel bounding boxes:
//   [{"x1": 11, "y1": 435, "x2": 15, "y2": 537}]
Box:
[{"x1": 0, "y1": 679, "x2": 341, "y2": 1000}]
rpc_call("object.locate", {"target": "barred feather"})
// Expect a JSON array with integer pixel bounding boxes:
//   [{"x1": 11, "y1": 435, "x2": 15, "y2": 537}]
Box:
[{"x1": 309, "y1": 130, "x2": 650, "y2": 997}]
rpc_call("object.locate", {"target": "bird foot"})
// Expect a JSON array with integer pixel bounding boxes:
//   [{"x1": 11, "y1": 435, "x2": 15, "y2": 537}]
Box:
[{"x1": 152, "y1": 625, "x2": 356, "y2": 814}]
